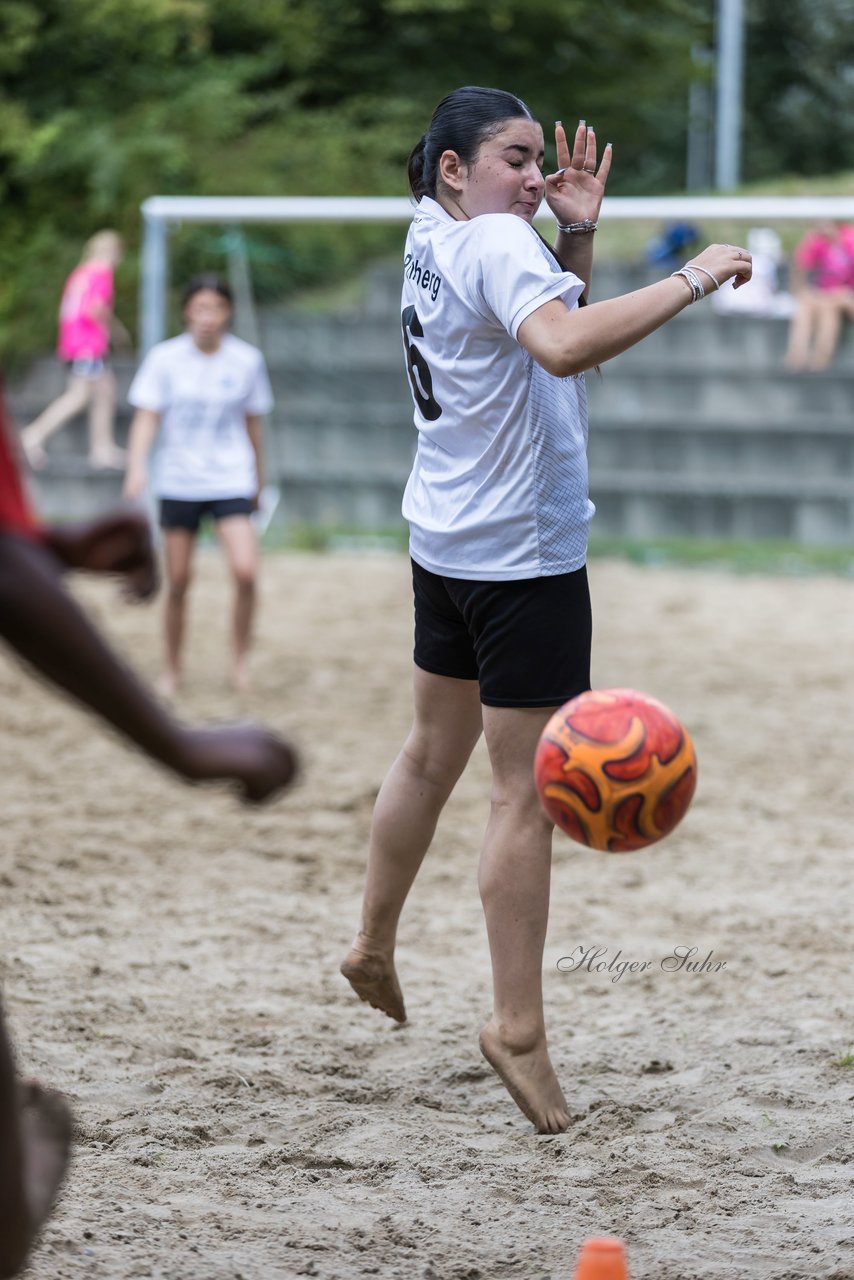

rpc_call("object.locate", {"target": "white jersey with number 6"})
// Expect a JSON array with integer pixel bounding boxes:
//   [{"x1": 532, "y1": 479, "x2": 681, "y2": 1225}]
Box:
[{"x1": 400, "y1": 195, "x2": 594, "y2": 581}]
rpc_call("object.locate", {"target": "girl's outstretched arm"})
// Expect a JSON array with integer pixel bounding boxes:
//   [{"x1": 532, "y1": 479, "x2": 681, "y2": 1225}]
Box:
[{"x1": 0, "y1": 531, "x2": 297, "y2": 802}]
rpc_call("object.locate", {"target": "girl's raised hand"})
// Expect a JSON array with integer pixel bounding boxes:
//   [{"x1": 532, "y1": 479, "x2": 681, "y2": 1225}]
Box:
[{"x1": 545, "y1": 120, "x2": 612, "y2": 226}]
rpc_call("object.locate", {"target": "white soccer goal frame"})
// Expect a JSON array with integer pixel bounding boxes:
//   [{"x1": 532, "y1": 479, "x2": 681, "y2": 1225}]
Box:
[{"x1": 139, "y1": 194, "x2": 854, "y2": 353}]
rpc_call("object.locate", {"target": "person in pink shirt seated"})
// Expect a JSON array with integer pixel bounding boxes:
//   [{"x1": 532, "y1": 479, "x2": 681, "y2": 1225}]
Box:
[
  {"x1": 21, "y1": 230, "x2": 130, "y2": 469},
  {"x1": 784, "y1": 221, "x2": 854, "y2": 371}
]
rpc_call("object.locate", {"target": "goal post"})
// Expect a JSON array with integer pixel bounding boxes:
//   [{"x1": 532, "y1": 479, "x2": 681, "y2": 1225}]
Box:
[{"x1": 139, "y1": 193, "x2": 854, "y2": 353}]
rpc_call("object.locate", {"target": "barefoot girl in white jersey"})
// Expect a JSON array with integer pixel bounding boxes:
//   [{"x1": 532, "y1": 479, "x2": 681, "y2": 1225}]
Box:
[
  {"x1": 341, "y1": 85, "x2": 752, "y2": 1134},
  {"x1": 124, "y1": 276, "x2": 273, "y2": 694}
]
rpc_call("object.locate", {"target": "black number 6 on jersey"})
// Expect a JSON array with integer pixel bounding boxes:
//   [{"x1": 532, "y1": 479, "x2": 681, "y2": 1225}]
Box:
[{"x1": 401, "y1": 306, "x2": 442, "y2": 421}]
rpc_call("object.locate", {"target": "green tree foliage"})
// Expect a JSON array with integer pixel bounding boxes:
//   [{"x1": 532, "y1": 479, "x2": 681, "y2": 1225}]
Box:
[
  {"x1": 744, "y1": 0, "x2": 854, "y2": 179},
  {"x1": 2, "y1": 0, "x2": 844, "y2": 365},
  {"x1": 0, "y1": 0, "x2": 714, "y2": 363}
]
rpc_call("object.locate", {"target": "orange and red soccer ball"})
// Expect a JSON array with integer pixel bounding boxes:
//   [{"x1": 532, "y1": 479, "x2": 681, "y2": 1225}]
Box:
[{"x1": 534, "y1": 688, "x2": 697, "y2": 852}]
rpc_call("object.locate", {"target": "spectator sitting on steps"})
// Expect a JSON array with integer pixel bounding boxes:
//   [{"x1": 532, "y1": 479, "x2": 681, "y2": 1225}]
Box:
[{"x1": 784, "y1": 220, "x2": 854, "y2": 372}]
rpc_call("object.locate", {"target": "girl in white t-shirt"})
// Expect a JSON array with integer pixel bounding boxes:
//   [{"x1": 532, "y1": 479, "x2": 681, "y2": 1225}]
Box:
[
  {"x1": 124, "y1": 276, "x2": 274, "y2": 694},
  {"x1": 341, "y1": 85, "x2": 754, "y2": 1134}
]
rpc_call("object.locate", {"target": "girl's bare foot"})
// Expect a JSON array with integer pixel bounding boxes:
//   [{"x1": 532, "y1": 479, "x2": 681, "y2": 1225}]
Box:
[
  {"x1": 230, "y1": 657, "x2": 250, "y2": 692},
  {"x1": 20, "y1": 433, "x2": 47, "y2": 471},
  {"x1": 157, "y1": 670, "x2": 180, "y2": 699},
  {"x1": 479, "y1": 1019, "x2": 570, "y2": 1134},
  {"x1": 341, "y1": 934, "x2": 406, "y2": 1023},
  {"x1": 88, "y1": 445, "x2": 128, "y2": 470}
]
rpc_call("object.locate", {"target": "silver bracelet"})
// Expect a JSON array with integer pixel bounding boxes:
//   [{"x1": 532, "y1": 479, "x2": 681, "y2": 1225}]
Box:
[
  {"x1": 556, "y1": 218, "x2": 598, "y2": 234},
  {"x1": 671, "y1": 267, "x2": 704, "y2": 303},
  {"x1": 691, "y1": 264, "x2": 721, "y2": 291}
]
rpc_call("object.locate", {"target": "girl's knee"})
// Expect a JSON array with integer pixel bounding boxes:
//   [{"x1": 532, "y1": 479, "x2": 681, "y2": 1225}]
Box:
[
  {"x1": 232, "y1": 565, "x2": 256, "y2": 594},
  {"x1": 166, "y1": 573, "x2": 191, "y2": 601},
  {"x1": 489, "y1": 784, "x2": 552, "y2": 829},
  {"x1": 401, "y1": 732, "x2": 467, "y2": 793}
]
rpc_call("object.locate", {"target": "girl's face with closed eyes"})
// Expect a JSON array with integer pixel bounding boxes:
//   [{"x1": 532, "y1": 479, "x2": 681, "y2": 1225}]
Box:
[{"x1": 438, "y1": 117, "x2": 546, "y2": 223}]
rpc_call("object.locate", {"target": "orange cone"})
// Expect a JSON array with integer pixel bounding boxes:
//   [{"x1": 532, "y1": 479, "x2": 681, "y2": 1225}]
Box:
[{"x1": 572, "y1": 1236, "x2": 630, "y2": 1280}]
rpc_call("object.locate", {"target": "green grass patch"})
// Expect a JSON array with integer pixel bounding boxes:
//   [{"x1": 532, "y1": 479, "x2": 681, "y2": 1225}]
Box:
[
  {"x1": 257, "y1": 524, "x2": 854, "y2": 577},
  {"x1": 588, "y1": 535, "x2": 854, "y2": 577},
  {"x1": 260, "y1": 522, "x2": 409, "y2": 555}
]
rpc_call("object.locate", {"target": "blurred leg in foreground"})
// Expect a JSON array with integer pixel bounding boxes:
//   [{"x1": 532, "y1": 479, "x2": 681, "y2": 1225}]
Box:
[
  {"x1": 0, "y1": 1009, "x2": 71, "y2": 1280},
  {"x1": 0, "y1": 409, "x2": 298, "y2": 1272}
]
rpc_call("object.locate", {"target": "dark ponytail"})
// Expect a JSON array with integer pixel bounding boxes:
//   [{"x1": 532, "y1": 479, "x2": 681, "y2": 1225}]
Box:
[
  {"x1": 407, "y1": 135, "x2": 430, "y2": 200},
  {"x1": 408, "y1": 85, "x2": 533, "y2": 201}
]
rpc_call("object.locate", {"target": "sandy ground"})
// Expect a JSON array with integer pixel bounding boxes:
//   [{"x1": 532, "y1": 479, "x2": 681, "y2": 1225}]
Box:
[{"x1": 1, "y1": 548, "x2": 853, "y2": 1280}]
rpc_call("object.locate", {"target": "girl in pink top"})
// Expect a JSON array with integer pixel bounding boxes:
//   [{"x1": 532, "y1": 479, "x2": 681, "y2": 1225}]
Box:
[
  {"x1": 784, "y1": 221, "x2": 854, "y2": 371},
  {"x1": 57, "y1": 257, "x2": 114, "y2": 361},
  {"x1": 21, "y1": 230, "x2": 129, "y2": 469}
]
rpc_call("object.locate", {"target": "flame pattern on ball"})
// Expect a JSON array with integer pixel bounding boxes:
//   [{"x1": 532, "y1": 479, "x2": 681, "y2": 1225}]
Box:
[{"x1": 534, "y1": 688, "x2": 698, "y2": 852}]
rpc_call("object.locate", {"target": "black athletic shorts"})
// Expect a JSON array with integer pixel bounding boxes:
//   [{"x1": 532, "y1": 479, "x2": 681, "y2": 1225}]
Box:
[
  {"x1": 411, "y1": 558, "x2": 592, "y2": 709},
  {"x1": 159, "y1": 497, "x2": 254, "y2": 533}
]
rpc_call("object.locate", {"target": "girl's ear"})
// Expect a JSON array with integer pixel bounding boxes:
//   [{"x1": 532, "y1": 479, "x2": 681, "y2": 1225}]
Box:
[{"x1": 437, "y1": 149, "x2": 466, "y2": 193}]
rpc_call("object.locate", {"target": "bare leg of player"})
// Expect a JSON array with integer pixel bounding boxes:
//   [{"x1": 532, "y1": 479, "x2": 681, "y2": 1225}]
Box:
[
  {"x1": 20, "y1": 376, "x2": 92, "y2": 469},
  {"x1": 341, "y1": 668, "x2": 482, "y2": 1022},
  {"x1": 0, "y1": 1002, "x2": 71, "y2": 1279},
  {"x1": 477, "y1": 704, "x2": 571, "y2": 1135},
  {"x1": 216, "y1": 515, "x2": 258, "y2": 691},
  {"x1": 161, "y1": 528, "x2": 196, "y2": 696},
  {"x1": 87, "y1": 367, "x2": 125, "y2": 469},
  {"x1": 809, "y1": 295, "x2": 844, "y2": 371},
  {"x1": 783, "y1": 294, "x2": 819, "y2": 372}
]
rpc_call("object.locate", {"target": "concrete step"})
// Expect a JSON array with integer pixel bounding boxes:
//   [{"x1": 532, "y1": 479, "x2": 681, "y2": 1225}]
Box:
[
  {"x1": 587, "y1": 421, "x2": 854, "y2": 483},
  {"x1": 263, "y1": 335, "x2": 854, "y2": 385},
  {"x1": 279, "y1": 475, "x2": 405, "y2": 528},
  {"x1": 587, "y1": 365, "x2": 854, "y2": 419},
  {"x1": 260, "y1": 314, "x2": 402, "y2": 367},
  {"x1": 310, "y1": 258, "x2": 854, "y2": 365},
  {"x1": 7, "y1": 356, "x2": 138, "y2": 413},
  {"x1": 267, "y1": 422, "x2": 413, "y2": 477},
  {"x1": 276, "y1": 387, "x2": 854, "y2": 436},
  {"x1": 275, "y1": 373, "x2": 854, "y2": 437},
  {"x1": 15, "y1": 364, "x2": 852, "y2": 445},
  {"x1": 271, "y1": 362, "x2": 851, "y2": 417},
  {"x1": 591, "y1": 488, "x2": 853, "y2": 544},
  {"x1": 261, "y1": 305, "x2": 854, "y2": 374},
  {"x1": 25, "y1": 466, "x2": 126, "y2": 523},
  {"x1": 589, "y1": 410, "x2": 854, "y2": 437},
  {"x1": 588, "y1": 466, "x2": 854, "y2": 500}
]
